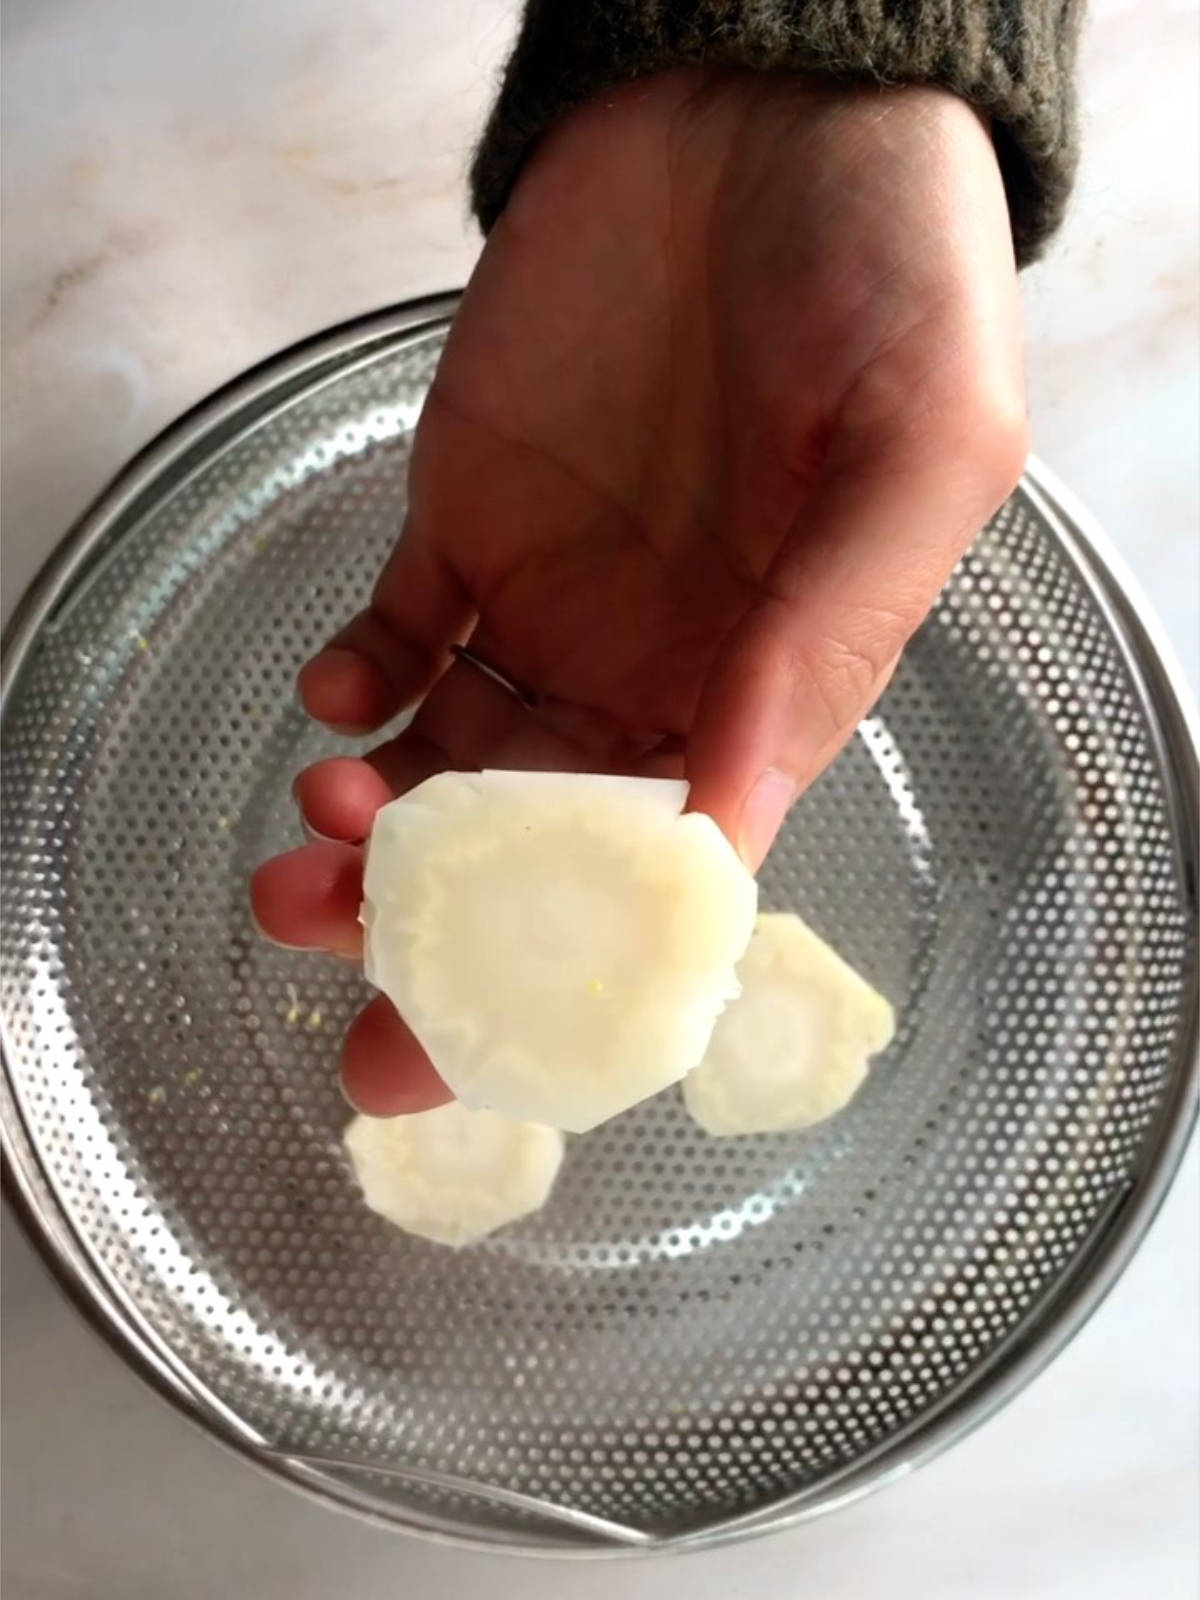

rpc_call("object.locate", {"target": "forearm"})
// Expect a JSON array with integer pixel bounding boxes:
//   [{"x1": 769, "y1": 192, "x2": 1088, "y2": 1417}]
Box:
[{"x1": 471, "y1": 0, "x2": 1083, "y2": 263}]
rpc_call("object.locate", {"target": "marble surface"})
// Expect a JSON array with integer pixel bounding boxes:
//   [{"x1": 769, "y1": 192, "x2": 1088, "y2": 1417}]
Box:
[{"x1": 2, "y1": 1, "x2": 1197, "y2": 1596}]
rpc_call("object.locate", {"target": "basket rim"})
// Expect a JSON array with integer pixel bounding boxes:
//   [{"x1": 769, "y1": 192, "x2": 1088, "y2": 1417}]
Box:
[{"x1": 3, "y1": 297, "x2": 1197, "y2": 1558}]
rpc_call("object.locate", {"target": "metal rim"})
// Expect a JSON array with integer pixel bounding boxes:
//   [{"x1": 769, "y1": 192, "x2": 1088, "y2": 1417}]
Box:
[{"x1": 2, "y1": 299, "x2": 1197, "y2": 1558}]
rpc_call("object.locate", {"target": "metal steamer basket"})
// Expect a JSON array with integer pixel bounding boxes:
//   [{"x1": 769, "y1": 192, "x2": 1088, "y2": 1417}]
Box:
[{"x1": 2, "y1": 299, "x2": 1196, "y2": 1554}]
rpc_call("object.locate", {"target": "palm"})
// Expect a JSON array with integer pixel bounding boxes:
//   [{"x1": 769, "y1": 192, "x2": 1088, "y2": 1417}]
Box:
[
  {"x1": 359, "y1": 71, "x2": 1020, "y2": 798},
  {"x1": 255, "y1": 68, "x2": 1026, "y2": 1111}
]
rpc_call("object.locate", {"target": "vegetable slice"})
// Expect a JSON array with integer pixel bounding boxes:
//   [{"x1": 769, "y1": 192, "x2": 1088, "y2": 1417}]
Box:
[
  {"x1": 361, "y1": 771, "x2": 757, "y2": 1132},
  {"x1": 344, "y1": 1102, "x2": 564, "y2": 1246},
  {"x1": 683, "y1": 912, "x2": 895, "y2": 1136}
]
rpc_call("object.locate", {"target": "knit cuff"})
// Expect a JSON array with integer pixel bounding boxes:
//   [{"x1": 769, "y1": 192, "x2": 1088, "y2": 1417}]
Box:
[{"x1": 470, "y1": 0, "x2": 1083, "y2": 265}]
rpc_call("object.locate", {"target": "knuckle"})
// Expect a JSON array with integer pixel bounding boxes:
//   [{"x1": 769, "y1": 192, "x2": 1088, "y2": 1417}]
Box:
[
  {"x1": 788, "y1": 607, "x2": 909, "y2": 736},
  {"x1": 987, "y1": 402, "x2": 1031, "y2": 500},
  {"x1": 968, "y1": 392, "x2": 1028, "y2": 496},
  {"x1": 937, "y1": 365, "x2": 1030, "y2": 505}
]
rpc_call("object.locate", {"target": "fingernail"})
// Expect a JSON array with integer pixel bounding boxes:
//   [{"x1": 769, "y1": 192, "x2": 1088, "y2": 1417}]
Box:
[
  {"x1": 739, "y1": 768, "x2": 796, "y2": 868},
  {"x1": 300, "y1": 816, "x2": 337, "y2": 845},
  {"x1": 339, "y1": 1072, "x2": 366, "y2": 1114},
  {"x1": 247, "y1": 899, "x2": 318, "y2": 952}
]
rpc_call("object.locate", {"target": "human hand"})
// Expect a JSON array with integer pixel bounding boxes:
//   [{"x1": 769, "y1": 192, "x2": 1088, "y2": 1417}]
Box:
[{"x1": 251, "y1": 69, "x2": 1027, "y2": 1113}]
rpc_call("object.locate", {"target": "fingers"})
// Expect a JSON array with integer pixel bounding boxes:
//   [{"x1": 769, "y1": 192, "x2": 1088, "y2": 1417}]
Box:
[
  {"x1": 249, "y1": 842, "x2": 450, "y2": 1115},
  {"x1": 249, "y1": 846, "x2": 450, "y2": 1115},
  {"x1": 249, "y1": 843, "x2": 450, "y2": 1115},
  {"x1": 266, "y1": 653, "x2": 630, "y2": 974},
  {"x1": 294, "y1": 646, "x2": 646, "y2": 841},
  {"x1": 293, "y1": 758, "x2": 395, "y2": 843},
  {"x1": 687, "y1": 424, "x2": 1026, "y2": 868},
  {"x1": 249, "y1": 842, "x2": 364, "y2": 958},
  {"x1": 341, "y1": 994, "x2": 453, "y2": 1116},
  {"x1": 297, "y1": 646, "x2": 398, "y2": 733},
  {"x1": 300, "y1": 529, "x2": 474, "y2": 733},
  {"x1": 272, "y1": 638, "x2": 678, "y2": 1122},
  {"x1": 404, "y1": 647, "x2": 628, "y2": 773},
  {"x1": 266, "y1": 636, "x2": 636, "y2": 967},
  {"x1": 292, "y1": 745, "x2": 445, "y2": 843}
]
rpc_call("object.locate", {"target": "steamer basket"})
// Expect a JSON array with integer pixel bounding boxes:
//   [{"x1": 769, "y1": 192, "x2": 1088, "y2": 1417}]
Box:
[{"x1": 2, "y1": 300, "x2": 1196, "y2": 1554}]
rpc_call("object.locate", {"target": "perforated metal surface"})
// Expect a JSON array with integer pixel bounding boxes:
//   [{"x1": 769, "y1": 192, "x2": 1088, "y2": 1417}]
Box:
[{"x1": 2, "y1": 306, "x2": 1197, "y2": 1554}]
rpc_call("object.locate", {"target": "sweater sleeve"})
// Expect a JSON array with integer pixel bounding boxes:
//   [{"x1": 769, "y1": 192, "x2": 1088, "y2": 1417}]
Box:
[{"x1": 470, "y1": 0, "x2": 1084, "y2": 264}]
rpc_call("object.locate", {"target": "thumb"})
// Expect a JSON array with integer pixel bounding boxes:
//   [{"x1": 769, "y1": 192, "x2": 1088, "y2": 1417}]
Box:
[{"x1": 686, "y1": 435, "x2": 1023, "y2": 867}]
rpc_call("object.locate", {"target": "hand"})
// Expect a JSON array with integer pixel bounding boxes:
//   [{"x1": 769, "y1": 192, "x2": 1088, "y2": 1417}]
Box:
[{"x1": 251, "y1": 69, "x2": 1027, "y2": 1114}]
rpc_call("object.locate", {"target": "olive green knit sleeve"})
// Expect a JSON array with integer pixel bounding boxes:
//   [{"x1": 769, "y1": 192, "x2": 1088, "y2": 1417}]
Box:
[{"x1": 470, "y1": 0, "x2": 1083, "y2": 264}]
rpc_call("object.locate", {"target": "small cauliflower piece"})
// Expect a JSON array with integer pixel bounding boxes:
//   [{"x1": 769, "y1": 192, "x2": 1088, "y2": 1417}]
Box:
[
  {"x1": 683, "y1": 912, "x2": 895, "y2": 1136},
  {"x1": 362, "y1": 771, "x2": 757, "y2": 1132},
  {"x1": 344, "y1": 1102, "x2": 564, "y2": 1246}
]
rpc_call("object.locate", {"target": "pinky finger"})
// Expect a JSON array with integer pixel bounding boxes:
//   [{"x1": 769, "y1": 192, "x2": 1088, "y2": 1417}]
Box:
[{"x1": 341, "y1": 995, "x2": 454, "y2": 1116}]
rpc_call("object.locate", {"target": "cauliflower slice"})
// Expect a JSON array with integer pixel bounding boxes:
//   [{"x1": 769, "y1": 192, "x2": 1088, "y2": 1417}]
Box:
[
  {"x1": 683, "y1": 912, "x2": 894, "y2": 1136},
  {"x1": 362, "y1": 771, "x2": 757, "y2": 1132},
  {"x1": 344, "y1": 1102, "x2": 564, "y2": 1246}
]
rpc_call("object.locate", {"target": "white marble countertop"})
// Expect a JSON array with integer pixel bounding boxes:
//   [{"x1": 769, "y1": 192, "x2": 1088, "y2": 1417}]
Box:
[{"x1": 2, "y1": 2, "x2": 1197, "y2": 1596}]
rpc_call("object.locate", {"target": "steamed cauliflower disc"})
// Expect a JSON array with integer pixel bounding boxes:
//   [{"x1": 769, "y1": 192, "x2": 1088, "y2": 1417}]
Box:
[
  {"x1": 683, "y1": 912, "x2": 895, "y2": 1136},
  {"x1": 344, "y1": 1102, "x2": 564, "y2": 1246},
  {"x1": 362, "y1": 771, "x2": 758, "y2": 1132}
]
